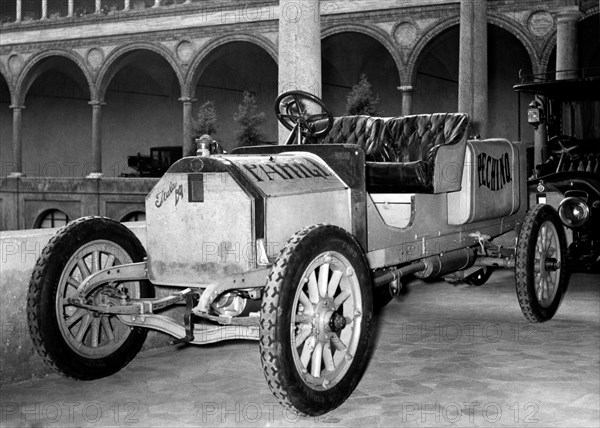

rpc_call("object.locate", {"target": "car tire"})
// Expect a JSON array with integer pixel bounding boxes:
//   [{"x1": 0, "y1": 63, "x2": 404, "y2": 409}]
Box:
[
  {"x1": 515, "y1": 205, "x2": 568, "y2": 323},
  {"x1": 27, "y1": 216, "x2": 153, "y2": 380},
  {"x1": 259, "y1": 224, "x2": 373, "y2": 416}
]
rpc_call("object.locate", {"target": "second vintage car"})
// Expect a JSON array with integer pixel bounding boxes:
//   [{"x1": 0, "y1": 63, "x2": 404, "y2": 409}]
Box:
[{"x1": 515, "y1": 69, "x2": 600, "y2": 272}]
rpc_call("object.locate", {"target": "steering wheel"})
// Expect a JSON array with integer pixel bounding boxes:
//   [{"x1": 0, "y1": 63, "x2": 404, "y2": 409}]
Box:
[
  {"x1": 549, "y1": 135, "x2": 580, "y2": 154},
  {"x1": 548, "y1": 135, "x2": 580, "y2": 172},
  {"x1": 274, "y1": 91, "x2": 333, "y2": 144}
]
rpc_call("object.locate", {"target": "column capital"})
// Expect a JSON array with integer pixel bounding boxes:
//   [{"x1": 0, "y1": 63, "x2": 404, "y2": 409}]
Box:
[
  {"x1": 9, "y1": 105, "x2": 25, "y2": 110},
  {"x1": 397, "y1": 85, "x2": 414, "y2": 93},
  {"x1": 555, "y1": 6, "x2": 582, "y2": 23},
  {"x1": 178, "y1": 97, "x2": 197, "y2": 103},
  {"x1": 88, "y1": 100, "x2": 106, "y2": 107}
]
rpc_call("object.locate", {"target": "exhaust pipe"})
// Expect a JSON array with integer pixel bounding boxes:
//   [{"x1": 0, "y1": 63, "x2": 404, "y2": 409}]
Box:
[
  {"x1": 415, "y1": 248, "x2": 477, "y2": 279},
  {"x1": 372, "y1": 247, "x2": 477, "y2": 294}
]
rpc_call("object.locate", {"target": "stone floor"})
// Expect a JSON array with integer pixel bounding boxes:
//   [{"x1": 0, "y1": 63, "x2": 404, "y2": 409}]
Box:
[{"x1": 1, "y1": 270, "x2": 599, "y2": 427}]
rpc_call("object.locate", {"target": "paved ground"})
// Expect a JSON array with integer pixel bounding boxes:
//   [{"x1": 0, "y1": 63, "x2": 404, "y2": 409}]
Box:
[{"x1": 1, "y1": 270, "x2": 599, "y2": 428}]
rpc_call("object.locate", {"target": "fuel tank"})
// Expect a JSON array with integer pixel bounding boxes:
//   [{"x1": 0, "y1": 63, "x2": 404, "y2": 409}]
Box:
[
  {"x1": 145, "y1": 152, "x2": 352, "y2": 286},
  {"x1": 448, "y1": 138, "x2": 522, "y2": 225}
]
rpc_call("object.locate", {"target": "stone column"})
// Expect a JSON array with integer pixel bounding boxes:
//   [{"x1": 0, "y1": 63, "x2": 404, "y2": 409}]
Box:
[
  {"x1": 153, "y1": 0, "x2": 161, "y2": 7},
  {"x1": 458, "y1": 0, "x2": 488, "y2": 137},
  {"x1": 278, "y1": 0, "x2": 322, "y2": 143},
  {"x1": 9, "y1": 105, "x2": 24, "y2": 176},
  {"x1": 68, "y1": 0, "x2": 74, "y2": 17},
  {"x1": 15, "y1": 0, "x2": 22, "y2": 22},
  {"x1": 124, "y1": 0, "x2": 130, "y2": 11},
  {"x1": 180, "y1": 97, "x2": 195, "y2": 156},
  {"x1": 41, "y1": 0, "x2": 48, "y2": 19},
  {"x1": 89, "y1": 101, "x2": 104, "y2": 177},
  {"x1": 555, "y1": 6, "x2": 582, "y2": 80},
  {"x1": 398, "y1": 85, "x2": 414, "y2": 116},
  {"x1": 95, "y1": 0, "x2": 101, "y2": 14}
]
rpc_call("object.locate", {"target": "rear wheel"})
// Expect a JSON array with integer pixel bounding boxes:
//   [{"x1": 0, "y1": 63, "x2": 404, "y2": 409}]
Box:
[
  {"x1": 27, "y1": 217, "x2": 153, "y2": 380},
  {"x1": 515, "y1": 205, "x2": 568, "y2": 323},
  {"x1": 260, "y1": 224, "x2": 373, "y2": 416}
]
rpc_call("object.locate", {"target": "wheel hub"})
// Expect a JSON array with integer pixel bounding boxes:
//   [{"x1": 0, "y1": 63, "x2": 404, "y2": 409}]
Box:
[
  {"x1": 328, "y1": 312, "x2": 347, "y2": 332},
  {"x1": 544, "y1": 257, "x2": 561, "y2": 271}
]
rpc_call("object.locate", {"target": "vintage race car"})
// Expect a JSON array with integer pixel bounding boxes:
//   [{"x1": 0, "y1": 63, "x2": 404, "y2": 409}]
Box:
[
  {"x1": 27, "y1": 91, "x2": 568, "y2": 416},
  {"x1": 514, "y1": 73, "x2": 600, "y2": 272}
]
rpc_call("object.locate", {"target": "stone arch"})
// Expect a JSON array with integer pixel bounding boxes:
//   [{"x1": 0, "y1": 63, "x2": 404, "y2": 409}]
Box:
[
  {"x1": 185, "y1": 33, "x2": 277, "y2": 99},
  {"x1": 540, "y1": 35, "x2": 557, "y2": 74},
  {"x1": 96, "y1": 42, "x2": 184, "y2": 102},
  {"x1": 15, "y1": 49, "x2": 93, "y2": 105},
  {"x1": 406, "y1": 16, "x2": 460, "y2": 85},
  {"x1": 488, "y1": 12, "x2": 541, "y2": 74},
  {"x1": 540, "y1": 8, "x2": 599, "y2": 74},
  {"x1": 0, "y1": 61, "x2": 15, "y2": 101},
  {"x1": 581, "y1": 5, "x2": 599, "y2": 20},
  {"x1": 322, "y1": 23, "x2": 405, "y2": 84}
]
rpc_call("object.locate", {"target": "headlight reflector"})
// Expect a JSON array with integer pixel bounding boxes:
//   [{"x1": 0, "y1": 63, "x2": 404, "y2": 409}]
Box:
[{"x1": 558, "y1": 197, "x2": 590, "y2": 228}]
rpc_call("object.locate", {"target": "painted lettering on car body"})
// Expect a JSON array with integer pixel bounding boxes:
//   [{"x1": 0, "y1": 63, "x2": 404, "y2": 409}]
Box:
[
  {"x1": 477, "y1": 152, "x2": 512, "y2": 191},
  {"x1": 241, "y1": 159, "x2": 331, "y2": 182},
  {"x1": 155, "y1": 181, "x2": 184, "y2": 208}
]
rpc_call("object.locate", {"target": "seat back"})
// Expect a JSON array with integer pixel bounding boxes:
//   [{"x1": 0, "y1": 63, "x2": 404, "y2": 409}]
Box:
[
  {"x1": 316, "y1": 113, "x2": 469, "y2": 163},
  {"x1": 383, "y1": 113, "x2": 469, "y2": 162},
  {"x1": 317, "y1": 116, "x2": 391, "y2": 161}
]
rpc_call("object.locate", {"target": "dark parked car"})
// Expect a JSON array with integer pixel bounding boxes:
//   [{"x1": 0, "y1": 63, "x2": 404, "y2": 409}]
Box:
[
  {"x1": 126, "y1": 145, "x2": 183, "y2": 177},
  {"x1": 514, "y1": 69, "x2": 600, "y2": 271}
]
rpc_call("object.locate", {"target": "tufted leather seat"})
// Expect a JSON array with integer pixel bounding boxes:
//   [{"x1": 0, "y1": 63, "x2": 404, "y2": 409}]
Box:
[{"x1": 315, "y1": 113, "x2": 470, "y2": 193}]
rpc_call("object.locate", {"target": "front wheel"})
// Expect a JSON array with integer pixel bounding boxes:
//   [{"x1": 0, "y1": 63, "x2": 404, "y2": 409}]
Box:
[
  {"x1": 515, "y1": 205, "x2": 568, "y2": 322},
  {"x1": 259, "y1": 225, "x2": 373, "y2": 416},
  {"x1": 27, "y1": 217, "x2": 153, "y2": 380}
]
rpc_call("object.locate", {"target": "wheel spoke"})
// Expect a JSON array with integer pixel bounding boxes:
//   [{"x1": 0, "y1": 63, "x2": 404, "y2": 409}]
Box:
[
  {"x1": 331, "y1": 334, "x2": 347, "y2": 352},
  {"x1": 300, "y1": 336, "x2": 316, "y2": 368},
  {"x1": 294, "y1": 314, "x2": 312, "y2": 324},
  {"x1": 311, "y1": 342, "x2": 323, "y2": 378},
  {"x1": 66, "y1": 277, "x2": 80, "y2": 289},
  {"x1": 308, "y1": 113, "x2": 330, "y2": 121},
  {"x1": 77, "y1": 259, "x2": 91, "y2": 279},
  {"x1": 90, "y1": 318, "x2": 100, "y2": 347},
  {"x1": 327, "y1": 271, "x2": 342, "y2": 298},
  {"x1": 101, "y1": 316, "x2": 115, "y2": 341},
  {"x1": 278, "y1": 114, "x2": 299, "y2": 121},
  {"x1": 333, "y1": 290, "x2": 351, "y2": 310},
  {"x1": 293, "y1": 95, "x2": 305, "y2": 114},
  {"x1": 299, "y1": 291, "x2": 314, "y2": 315},
  {"x1": 75, "y1": 313, "x2": 92, "y2": 342},
  {"x1": 65, "y1": 308, "x2": 86, "y2": 327},
  {"x1": 323, "y1": 340, "x2": 335, "y2": 372},
  {"x1": 307, "y1": 272, "x2": 319, "y2": 304},
  {"x1": 318, "y1": 264, "x2": 329, "y2": 298},
  {"x1": 295, "y1": 325, "x2": 312, "y2": 347},
  {"x1": 91, "y1": 251, "x2": 101, "y2": 273},
  {"x1": 103, "y1": 254, "x2": 116, "y2": 269},
  {"x1": 541, "y1": 225, "x2": 547, "y2": 248}
]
